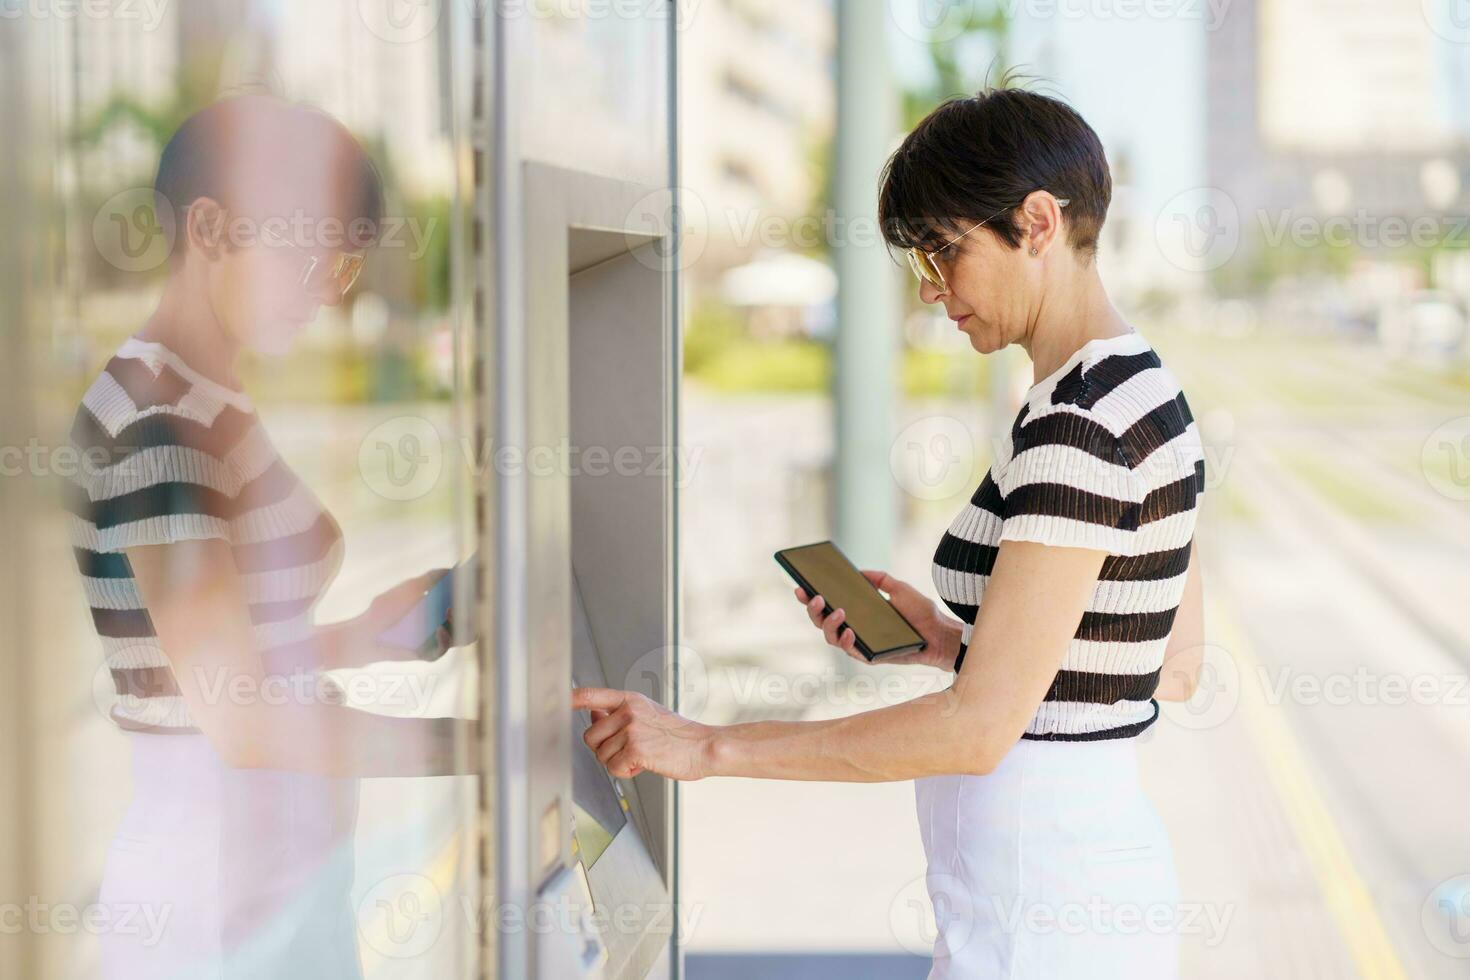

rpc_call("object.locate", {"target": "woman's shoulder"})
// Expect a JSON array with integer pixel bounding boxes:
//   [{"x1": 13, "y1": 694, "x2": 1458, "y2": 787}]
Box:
[
  {"x1": 1009, "y1": 338, "x2": 1204, "y2": 507},
  {"x1": 66, "y1": 341, "x2": 264, "y2": 528},
  {"x1": 1026, "y1": 339, "x2": 1195, "y2": 448},
  {"x1": 66, "y1": 344, "x2": 262, "y2": 552},
  {"x1": 71, "y1": 340, "x2": 255, "y2": 456}
]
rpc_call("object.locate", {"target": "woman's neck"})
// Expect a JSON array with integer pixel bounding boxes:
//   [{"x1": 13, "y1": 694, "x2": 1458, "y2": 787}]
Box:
[
  {"x1": 136, "y1": 271, "x2": 245, "y2": 391},
  {"x1": 1023, "y1": 262, "x2": 1131, "y2": 384}
]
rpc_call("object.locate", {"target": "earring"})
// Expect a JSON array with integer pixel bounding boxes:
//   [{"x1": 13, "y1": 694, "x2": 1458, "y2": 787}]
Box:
[{"x1": 1029, "y1": 247, "x2": 1038, "y2": 256}]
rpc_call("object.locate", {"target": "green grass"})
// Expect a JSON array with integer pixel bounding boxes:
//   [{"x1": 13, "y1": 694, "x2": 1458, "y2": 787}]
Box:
[
  {"x1": 901, "y1": 348, "x2": 989, "y2": 397},
  {"x1": 692, "y1": 339, "x2": 831, "y2": 392},
  {"x1": 687, "y1": 337, "x2": 990, "y2": 396}
]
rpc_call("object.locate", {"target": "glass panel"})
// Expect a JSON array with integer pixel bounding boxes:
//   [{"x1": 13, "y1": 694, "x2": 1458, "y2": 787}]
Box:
[
  {"x1": 4, "y1": 3, "x2": 483, "y2": 977},
  {"x1": 515, "y1": 6, "x2": 671, "y2": 187}
]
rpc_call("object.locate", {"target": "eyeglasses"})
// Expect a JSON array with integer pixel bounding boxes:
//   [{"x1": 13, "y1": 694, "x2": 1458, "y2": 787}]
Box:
[
  {"x1": 904, "y1": 196, "x2": 1071, "y2": 292},
  {"x1": 260, "y1": 225, "x2": 367, "y2": 297}
]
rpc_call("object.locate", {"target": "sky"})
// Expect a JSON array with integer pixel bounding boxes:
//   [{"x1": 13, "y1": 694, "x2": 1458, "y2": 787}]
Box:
[{"x1": 887, "y1": 5, "x2": 1207, "y2": 286}]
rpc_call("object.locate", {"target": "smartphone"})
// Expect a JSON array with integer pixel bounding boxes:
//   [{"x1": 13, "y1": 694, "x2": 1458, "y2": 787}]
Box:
[
  {"x1": 774, "y1": 540, "x2": 926, "y2": 662},
  {"x1": 376, "y1": 553, "x2": 478, "y2": 658}
]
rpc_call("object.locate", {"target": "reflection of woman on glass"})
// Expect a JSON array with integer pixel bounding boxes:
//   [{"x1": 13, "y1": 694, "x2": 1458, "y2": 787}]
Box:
[
  {"x1": 576, "y1": 86, "x2": 1207, "y2": 978},
  {"x1": 66, "y1": 95, "x2": 474, "y2": 979}
]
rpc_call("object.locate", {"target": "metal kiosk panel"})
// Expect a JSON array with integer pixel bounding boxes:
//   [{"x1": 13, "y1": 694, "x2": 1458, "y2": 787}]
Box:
[{"x1": 503, "y1": 161, "x2": 677, "y2": 980}]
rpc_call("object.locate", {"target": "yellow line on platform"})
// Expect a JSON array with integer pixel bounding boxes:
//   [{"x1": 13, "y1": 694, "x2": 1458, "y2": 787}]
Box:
[{"x1": 1216, "y1": 598, "x2": 1408, "y2": 980}]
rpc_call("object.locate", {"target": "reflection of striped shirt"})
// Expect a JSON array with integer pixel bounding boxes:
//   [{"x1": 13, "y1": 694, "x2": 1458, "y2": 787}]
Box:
[
  {"x1": 65, "y1": 337, "x2": 344, "y2": 733},
  {"x1": 931, "y1": 331, "x2": 1206, "y2": 741}
]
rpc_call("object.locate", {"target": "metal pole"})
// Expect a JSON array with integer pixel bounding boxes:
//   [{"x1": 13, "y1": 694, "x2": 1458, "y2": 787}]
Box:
[
  {"x1": 834, "y1": 1, "x2": 899, "y2": 570},
  {"x1": 0, "y1": 15, "x2": 44, "y2": 979}
]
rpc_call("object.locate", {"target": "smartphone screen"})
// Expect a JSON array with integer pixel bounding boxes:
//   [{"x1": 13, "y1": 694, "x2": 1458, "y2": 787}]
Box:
[
  {"x1": 775, "y1": 541, "x2": 925, "y2": 659},
  {"x1": 376, "y1": 570, "x2": 455, "y2": 652},
  {"x1": 374, "y1": 552, "x2": 480, "y2": 656}
]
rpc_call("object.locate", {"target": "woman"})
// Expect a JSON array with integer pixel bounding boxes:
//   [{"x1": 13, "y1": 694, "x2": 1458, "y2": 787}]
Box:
[
  {"x1": 66, "y1": 95, "x2": 474, "y2": 979},
  {"x1": 575, "y1": 86, "x2": 1208, "y2": 978}
]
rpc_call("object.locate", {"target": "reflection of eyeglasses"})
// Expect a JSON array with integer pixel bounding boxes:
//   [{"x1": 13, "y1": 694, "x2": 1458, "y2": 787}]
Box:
[
  {"x1": 905, "y1": 196, "x2": 1071, "y2": 292},
  {"x1": 260, "y1": 225, "x2": 366, "y2": 296}
]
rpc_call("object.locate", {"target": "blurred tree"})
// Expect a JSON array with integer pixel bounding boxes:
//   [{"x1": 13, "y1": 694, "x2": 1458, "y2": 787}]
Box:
[
  {"x1": 74, "y1": 84, "x2": 449, "y2": 320},
  {"x1": 796, "y1": 2, "x2": 1012, "y2": 265},
  {"x1": 901, "y1": 4, "x2": 1010, "y2": 131},
  {"x1": 1211, "y1": 228, "x2": 1356, "y2": 297},
  {"x1": 683, "y1": 298, "x2": 747, "y2": 376}
]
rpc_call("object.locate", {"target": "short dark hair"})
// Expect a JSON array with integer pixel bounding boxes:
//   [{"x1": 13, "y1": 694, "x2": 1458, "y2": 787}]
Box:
[
  {"x1": 878, "y1": 82, "x2": 1111, "y2": 260},
  {"x1": 154, "y1": 94, "x2": 385, "y2": 258}
]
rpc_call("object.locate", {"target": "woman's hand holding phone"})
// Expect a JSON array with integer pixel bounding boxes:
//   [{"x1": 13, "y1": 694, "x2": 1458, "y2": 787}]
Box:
[
  {"x1": 265, "y1": 568, "x2": 454, "y2": 675},
  {"x1": 794, "y1": 569, "x2": 963, "y2": 671},
  {"x1": 353, "y1": 568, "x2": 453, "y2": 659},
  {"x1": 364, "y1": 568, "x2": 450, "y2": 624}
]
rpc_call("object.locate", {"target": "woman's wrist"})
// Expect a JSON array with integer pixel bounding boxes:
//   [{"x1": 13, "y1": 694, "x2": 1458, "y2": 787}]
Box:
[
  {"x1": 701, "y1": 726, "x2": 731, "y2": 778},
  {"x1": 932, "y1": 615, "x2": 963, "y2": 672}
]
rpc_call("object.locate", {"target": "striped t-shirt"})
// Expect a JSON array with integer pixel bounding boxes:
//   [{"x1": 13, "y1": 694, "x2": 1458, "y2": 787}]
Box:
[
  {"x1": 65, "y1": 336, "x2": 345, "y2": 733},
  {"x1": 931, "y1": 331, "x2": 1206, "y2": 741}
]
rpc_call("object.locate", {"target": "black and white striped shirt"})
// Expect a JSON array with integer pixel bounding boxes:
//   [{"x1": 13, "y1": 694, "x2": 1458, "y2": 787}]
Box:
[
  {"x1": 66, "y1": 337, "x2": 345, "y2": 733},
  {"x1": 931, "y1": 331, "x2": 1206, "y2": 741}
]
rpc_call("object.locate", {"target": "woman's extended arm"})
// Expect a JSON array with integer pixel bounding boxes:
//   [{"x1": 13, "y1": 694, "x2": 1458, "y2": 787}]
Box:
[
  {"x1": 1153, "y1": 537, "x2": 1204, "y2": 702},
  {"x1": 575, "y1": 539, "x2": 1108, "y2": 783},
  {"x1": 259, "y1": 568, "x2": 455, "y2": 674},
  {"x1": 127, "y1": 537, "x2": 477, "y2": 778}
]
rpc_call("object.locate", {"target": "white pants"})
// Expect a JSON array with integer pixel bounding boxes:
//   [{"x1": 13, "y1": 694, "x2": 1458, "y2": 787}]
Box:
[
  {"x1": 915, "y1": 737, "x2": 1179, "y2": 979},
  {"x1": 98, "y1": 732, "x2": 363, "y2": 980}
]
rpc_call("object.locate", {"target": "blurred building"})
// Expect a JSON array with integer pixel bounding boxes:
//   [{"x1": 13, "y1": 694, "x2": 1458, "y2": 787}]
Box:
[
  {"x1": 49, "y1": 3, "x2": 460, "y2": 364},
  {"x1": 57, "y1": 5, "x2": 178, "y2": 111},
  {"x1": 1209, "y1": 0, "x2": 1470, "y2": 260},
  {"x1": 178, "y1": 4, "x2": 456, "y2": 196},
  {"x1": 1009, "y1": 10, "x2": 1207, "y2": 297},
  {"x1": 1258, "y1": 0, "x2": 1447, "y2": 152},
  {"x1": 680, "y1": 0, "x2": 836, "y2": 287},
  {"x1": 268, "y1": 5, "x2": 455, "y2": 196},
  {"x1": 55, "y1": 5, "x2": 453, "y2": 193},
  {"x1": 51, "y1": 5, "x2": 180, "y2": 187}
]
